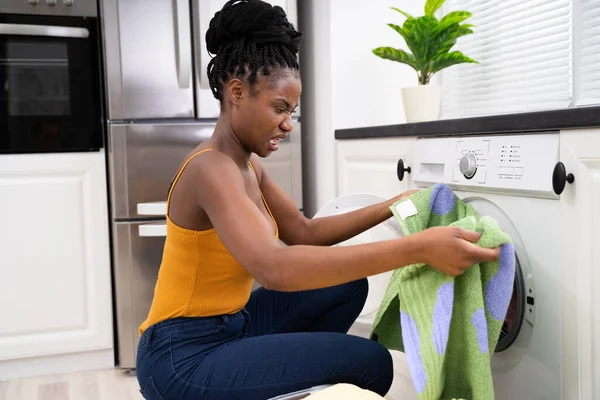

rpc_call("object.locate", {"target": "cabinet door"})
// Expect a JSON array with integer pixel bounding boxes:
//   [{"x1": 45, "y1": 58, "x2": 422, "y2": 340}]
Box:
[
  {"x1": 337, "y1": 138, "x2": 417, "y2": 199},
  {"x1": 558, "y1": 129, "x2": 600, "y2": 400},
  {"x1": 102, "y1": 0, "x2": 194, "y2": 119},
  {"x1": 0, "y1": 152, "x2": 113, "y2": 361}
]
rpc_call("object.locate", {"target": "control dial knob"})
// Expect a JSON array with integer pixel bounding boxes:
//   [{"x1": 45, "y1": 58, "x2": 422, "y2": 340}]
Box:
[{"x1": 459, "y1": 153, "x2": 478, "y2": 179}]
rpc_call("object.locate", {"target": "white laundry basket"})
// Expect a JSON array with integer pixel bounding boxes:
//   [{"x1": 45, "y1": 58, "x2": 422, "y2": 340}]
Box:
[{"x1": 268, "y1": 385, "x2": 333, "y2": 399}]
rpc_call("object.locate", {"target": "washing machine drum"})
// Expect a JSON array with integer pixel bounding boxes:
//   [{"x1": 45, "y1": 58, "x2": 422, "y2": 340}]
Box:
[{"x1": 313, "y1": 194, "x2": 403, "y2": 327}]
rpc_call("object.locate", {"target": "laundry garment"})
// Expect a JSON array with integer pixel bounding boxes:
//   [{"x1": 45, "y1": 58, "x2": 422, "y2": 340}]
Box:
[{"x1": 370, "y1": 184, "x2": 515, "y2": 400}]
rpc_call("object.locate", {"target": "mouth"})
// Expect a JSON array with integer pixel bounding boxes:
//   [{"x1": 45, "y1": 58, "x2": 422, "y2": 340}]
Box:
[{"x1": 268, "y1": 134, "x2": 287, "y2": 151}]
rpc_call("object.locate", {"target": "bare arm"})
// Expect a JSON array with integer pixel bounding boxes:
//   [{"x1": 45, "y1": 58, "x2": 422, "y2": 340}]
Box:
[
  {"x1": 194, "y1": 152, "x2": 498, "y2": 292},
  {"x1": 252, "y1": 154, "x2": 417, "y2": 246},
  {"x1": 303, "y1": 191, "x2": 419, "y2": 246}
]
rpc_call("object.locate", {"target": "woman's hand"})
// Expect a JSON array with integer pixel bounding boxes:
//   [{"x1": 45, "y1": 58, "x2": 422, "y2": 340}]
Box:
[{"x1": 415, "y1": 226, "x2": 500, "y2": 277}]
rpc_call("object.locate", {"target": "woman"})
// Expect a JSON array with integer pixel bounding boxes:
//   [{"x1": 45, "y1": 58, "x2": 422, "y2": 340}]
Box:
[{"x1": 135, "y1": 1, "x2": 499, "y2": 399}]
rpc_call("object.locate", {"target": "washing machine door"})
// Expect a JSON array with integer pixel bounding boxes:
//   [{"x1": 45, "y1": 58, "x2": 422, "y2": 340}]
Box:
[
  {"x1": 459, "y1": 195, "x2": 534, "y2": 363},
  {"x1": 314, "y1": 194, "x2": 403, "y2": 333}
]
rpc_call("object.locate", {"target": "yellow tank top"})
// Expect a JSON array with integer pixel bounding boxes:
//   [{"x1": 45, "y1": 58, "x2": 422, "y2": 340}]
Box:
[{"x1": 139, "y1": 149, "x2": 278, "y2": 334}]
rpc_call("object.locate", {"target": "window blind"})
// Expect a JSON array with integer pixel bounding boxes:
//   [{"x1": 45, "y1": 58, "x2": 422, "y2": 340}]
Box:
[
  {"x1": 440, "y1": 0, "x2": 573, "y2": 119},
  {"x1": 577, "y1": 0, "x2": 600, "y2": 105}
]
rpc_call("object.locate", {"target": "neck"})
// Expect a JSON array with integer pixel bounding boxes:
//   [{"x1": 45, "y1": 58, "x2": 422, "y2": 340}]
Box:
[{"x1": 210, "y1": 114, "x2": 251, "y2": 168}]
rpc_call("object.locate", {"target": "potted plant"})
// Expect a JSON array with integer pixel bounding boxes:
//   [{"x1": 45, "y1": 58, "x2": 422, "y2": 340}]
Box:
[{"x1": 373, "y1": 0, "x2": 478, "y2": 123}]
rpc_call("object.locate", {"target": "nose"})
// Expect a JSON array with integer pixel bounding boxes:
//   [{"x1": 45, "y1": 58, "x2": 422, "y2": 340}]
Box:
[{"x1": 280, "y1": 114, "x2": 293, "y2": 133}]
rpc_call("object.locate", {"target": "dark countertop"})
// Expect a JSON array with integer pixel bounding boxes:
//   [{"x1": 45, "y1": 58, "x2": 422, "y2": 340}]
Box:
[{"x1": 334, "y1": 106, "x2": 600, "y2": 140}]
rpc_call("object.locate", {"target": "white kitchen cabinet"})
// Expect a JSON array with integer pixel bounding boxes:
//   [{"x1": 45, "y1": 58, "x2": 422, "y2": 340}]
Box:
[
  {"x1": 0, "y1": 151, "x2": 113, "y2": 371},
  {"x1": 336, "y1": 137, "x2": 417, "y2": 199},
  {"x1": 558, "y1": 129, "x2": 600, "y2": 400}
]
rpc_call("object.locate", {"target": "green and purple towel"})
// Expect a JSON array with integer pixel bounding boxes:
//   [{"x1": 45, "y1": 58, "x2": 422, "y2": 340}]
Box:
[{"x1": 370, "y1": 184, "x2": 515, "y2": 400}]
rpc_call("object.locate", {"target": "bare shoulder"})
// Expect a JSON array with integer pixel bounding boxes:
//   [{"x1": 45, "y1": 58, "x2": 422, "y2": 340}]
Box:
[
  {"x1": 184, "y1": 149, "x2": 238, "y2": 177},
  {"x1": 183, "y1": 150, "x2": 246, "y2": 205}
]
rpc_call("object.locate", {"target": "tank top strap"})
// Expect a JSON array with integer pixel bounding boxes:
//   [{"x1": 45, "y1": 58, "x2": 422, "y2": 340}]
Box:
[
  {"x1": 248, "y1": 161, "x2": 279, "y2": 238},
  {"x1": 167, "y1": 148, "x2": 215, "y2": 205}
]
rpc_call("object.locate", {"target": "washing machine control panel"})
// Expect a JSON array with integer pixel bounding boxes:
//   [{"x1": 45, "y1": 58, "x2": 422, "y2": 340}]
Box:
[{"x1": 410, "y1": 133, "x2": 560, "y2": 196}]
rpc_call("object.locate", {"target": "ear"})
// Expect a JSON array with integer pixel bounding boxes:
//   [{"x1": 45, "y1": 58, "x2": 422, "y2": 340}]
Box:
[{"x1": 227, "y1": 78, "x2": 245, "y2": 106}]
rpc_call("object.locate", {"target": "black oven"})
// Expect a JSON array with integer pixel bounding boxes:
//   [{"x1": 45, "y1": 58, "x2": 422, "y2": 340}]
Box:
[{"x1": 0, "y1": 1, "x2": 103, "y2": 154}]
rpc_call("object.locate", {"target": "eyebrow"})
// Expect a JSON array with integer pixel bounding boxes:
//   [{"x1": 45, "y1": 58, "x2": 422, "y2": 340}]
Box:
[{"x1": 276, "y1": 98, "x2": 298, "y2": 110}]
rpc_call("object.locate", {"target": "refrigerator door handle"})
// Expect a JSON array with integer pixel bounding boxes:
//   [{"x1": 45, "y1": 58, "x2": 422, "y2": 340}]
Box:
[
  {"x1": 174, "y1": 0, "x2": 192, "y2": 89},
  {"x1": 197, "y1": 0, "x2": 211, "y2": 90},
  {"x1": 137, "y1": 201, "x2": 167, "y2": 216},
  {"x1": 139, "y1": 223, "x2": 167, "y2": 237}
]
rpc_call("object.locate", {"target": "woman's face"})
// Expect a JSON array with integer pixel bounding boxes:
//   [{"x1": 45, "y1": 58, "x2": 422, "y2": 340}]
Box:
[{"x1": 229, "y1": 68, "x2": 301, "y2": 158}]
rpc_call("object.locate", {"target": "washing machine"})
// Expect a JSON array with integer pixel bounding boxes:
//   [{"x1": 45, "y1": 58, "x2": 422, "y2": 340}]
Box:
[
  {"x1": 313, "y1": 194, "x2": 419, "y2": 400},
  {"x1": 316, "y1": 132, "x2": 567, "y2": 399}
]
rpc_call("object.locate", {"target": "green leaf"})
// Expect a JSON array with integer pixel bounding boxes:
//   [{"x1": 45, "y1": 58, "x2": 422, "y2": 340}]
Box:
[
  {"x1": 391, "y1": 18, "x2": 421, "y2": 63},
  {"x1": 412, "y1": 16, "x2": 440, "y2": 69},
  {"x1": 425, "y1": 0, "x2": 445, "y2": 16},
  {"x1": 374, "y1": 5, "x2": 477, "y2": 77},
  {"x1": 438, "y1": 11, "x2": 472, "y2": 30},
  {"x1": 372, "y1": 47, "x2": 419, "y2": 71},
  {"x1": 390, "y1": 6, "x2": 413, "y2": 20},
  {"x1": 431, "y1": 23, "x2": 474, "y2": 60},
  {"x1": 387, "y1": 23, "x2": 403, "y2": 36},
  {"x1": 430, "y1": 51, "x2": 478, "y2": 74}
]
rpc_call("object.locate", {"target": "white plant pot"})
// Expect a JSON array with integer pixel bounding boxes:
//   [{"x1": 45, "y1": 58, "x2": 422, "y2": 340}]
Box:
[{"x1": 401, "y1": 85, "x2": 442, "y2": 123}]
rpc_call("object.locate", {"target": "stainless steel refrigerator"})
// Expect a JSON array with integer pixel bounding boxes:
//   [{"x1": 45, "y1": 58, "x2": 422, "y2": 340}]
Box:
[{"x1": 99, "y1": 0, "x2": 302, "y2": 369}]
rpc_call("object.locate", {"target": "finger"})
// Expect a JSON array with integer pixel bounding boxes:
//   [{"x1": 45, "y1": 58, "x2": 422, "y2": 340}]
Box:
[
  {"x1": 467, "y1": 244, "x2": 500, "y2": 262},
  {"x1": 456, "y1": 228, "x2": 482, "y2": 243}
]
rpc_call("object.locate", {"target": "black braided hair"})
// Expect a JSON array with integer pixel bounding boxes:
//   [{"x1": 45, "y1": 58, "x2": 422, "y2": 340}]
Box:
[{"x1": 206, "y1": 0, "x2": 303, "y2": 103}]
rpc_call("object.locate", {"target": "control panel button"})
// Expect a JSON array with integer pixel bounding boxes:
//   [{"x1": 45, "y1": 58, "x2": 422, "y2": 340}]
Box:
[
  {"x1": 46, "y1": 0, "x2": 57, "y2": 4},
  {"x1": 28, "y1": 0, "x2": 39, "y2": 4},
  {"x1": 515, "y1": 167, "x2": 523, "y2": 176},
  {"x1": 64, "y1": 0, "x2": 74, "y2": 5},
  {"x1": 499, "y1": 166, "x2": 514, "y2": 176},
  {"x1": 459, "y1": 153, "x2": 478, "y2": 179}
]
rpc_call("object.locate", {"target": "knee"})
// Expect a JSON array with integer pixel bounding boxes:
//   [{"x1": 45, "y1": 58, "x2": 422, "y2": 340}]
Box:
[
  {"x1": 349, "y1": 278, "x2": 369, "y2": 304},
  {"x1": 346, "y1": 340, "x2": 393, "y2": 396},
  {"x1": 367, "y1": 343, "x2": 394, "y2": 396}
]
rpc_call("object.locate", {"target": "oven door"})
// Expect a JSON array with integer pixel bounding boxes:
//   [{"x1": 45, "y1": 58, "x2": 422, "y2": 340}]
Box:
[{"x1": 0, "y1": 14, "x2": 103, "y2": 154}]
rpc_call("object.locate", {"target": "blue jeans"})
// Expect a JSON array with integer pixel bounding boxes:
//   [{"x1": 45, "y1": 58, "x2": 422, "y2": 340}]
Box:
[{"x1": 135, "y1": 279, "x2": 394, "y2": 399}]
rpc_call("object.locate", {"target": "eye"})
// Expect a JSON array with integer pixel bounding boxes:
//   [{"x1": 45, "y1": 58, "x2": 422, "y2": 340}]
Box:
[{"x1": 275, "y1": 107, "x2": 286, "y2": 114}]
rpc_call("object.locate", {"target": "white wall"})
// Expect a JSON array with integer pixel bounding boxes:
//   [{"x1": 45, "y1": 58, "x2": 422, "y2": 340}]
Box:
[{"x1": 299, "y1": 0, "x2": 429, "y2": 217}]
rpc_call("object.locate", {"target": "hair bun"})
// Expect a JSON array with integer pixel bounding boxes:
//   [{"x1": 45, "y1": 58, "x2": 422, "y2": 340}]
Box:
[{"x1": 206, "y1": 0, "x2": 302, "y2": 55}]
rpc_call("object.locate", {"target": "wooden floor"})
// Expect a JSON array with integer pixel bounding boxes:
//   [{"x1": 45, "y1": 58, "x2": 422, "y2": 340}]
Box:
[
  {"x1": 0, "y1": 368, "x2": 414, "y2": 400},
  {"x1": 0, "y1": 369, "x2": 143, "y2": 400}
]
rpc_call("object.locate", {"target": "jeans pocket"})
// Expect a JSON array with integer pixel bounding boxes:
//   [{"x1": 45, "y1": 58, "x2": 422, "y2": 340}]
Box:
[
  {"x1": 140, "y1": 377, "x2": 165, "y2": 400},
  {"x1": 169, "y1": 325, "x2": 225, "y2": 377}
]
